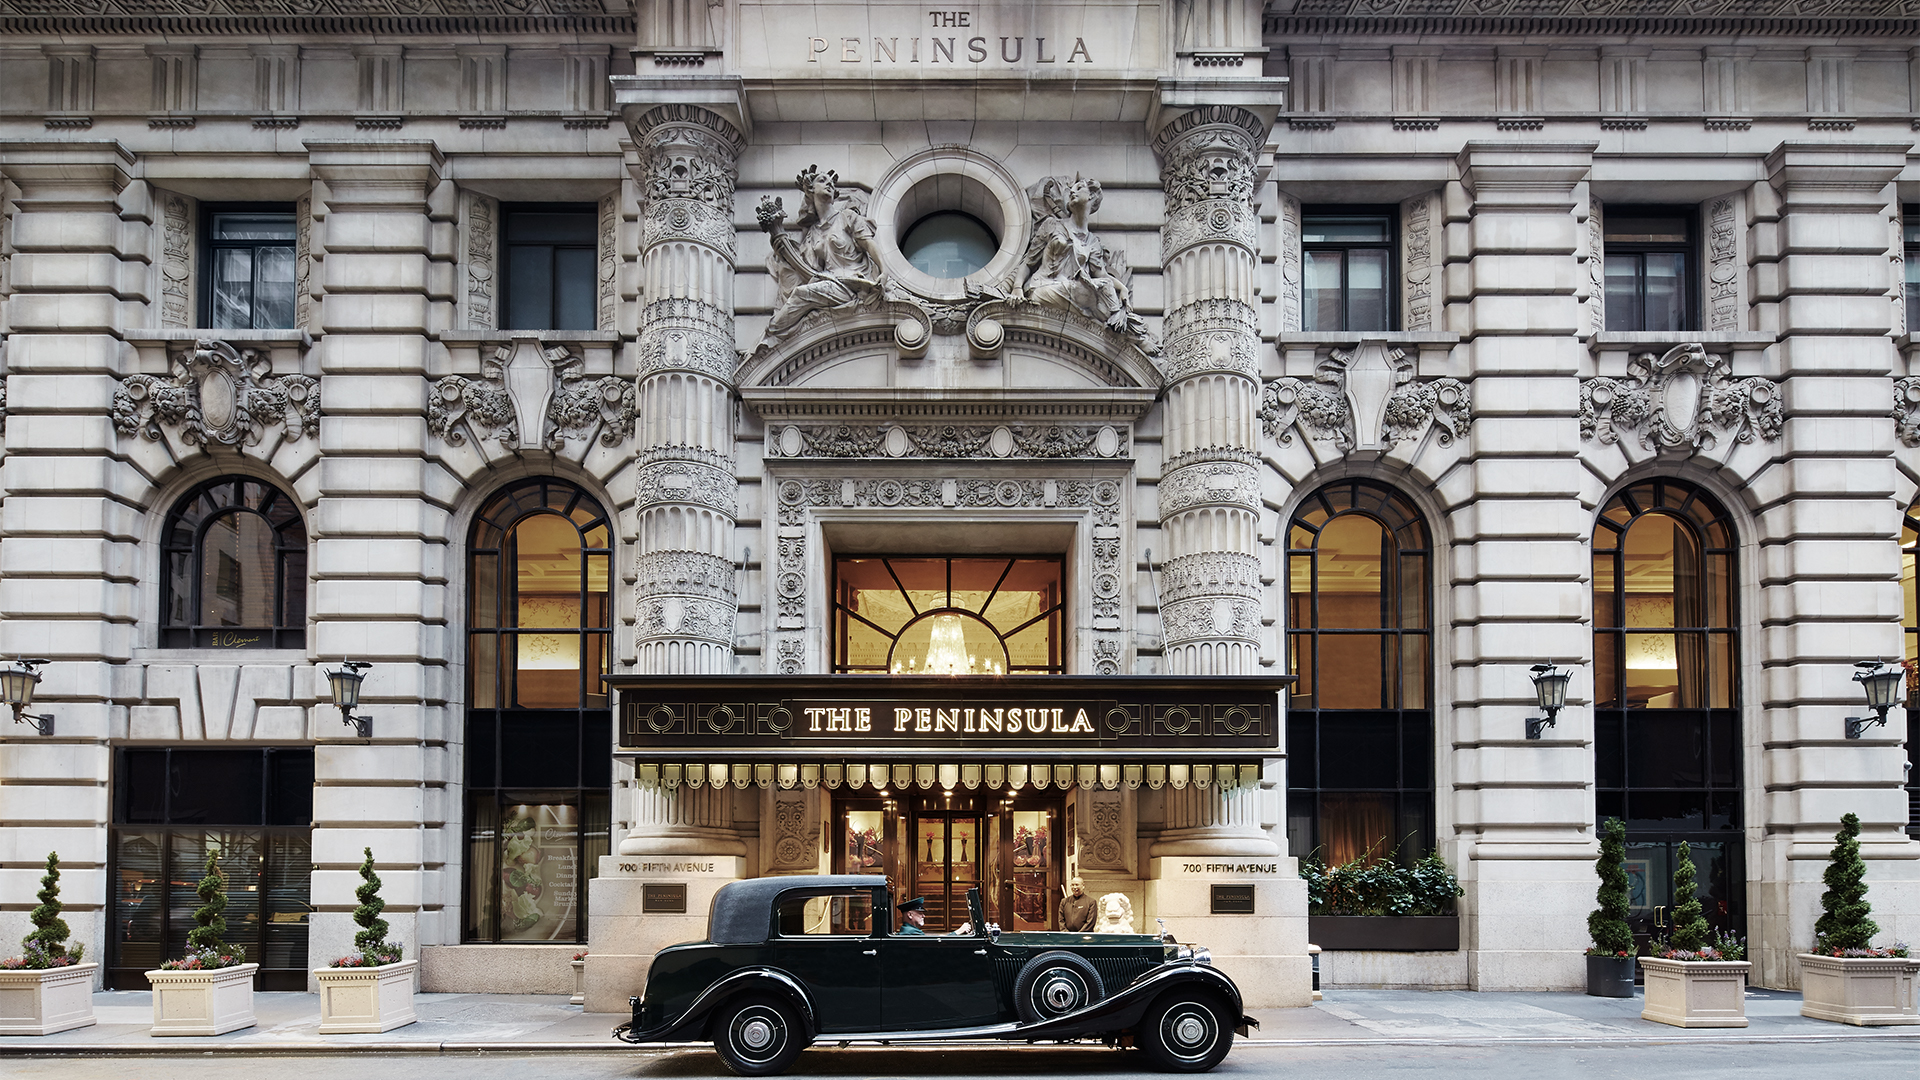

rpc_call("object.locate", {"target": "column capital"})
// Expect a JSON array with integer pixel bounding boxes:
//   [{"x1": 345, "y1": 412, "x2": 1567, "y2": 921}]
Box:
[
  {"x1": 1455, "y1": 141, "x2": 1595, "y2": 208},
  {"x1": 0, "y1": 139, "x2": 135, "y2": 192}
]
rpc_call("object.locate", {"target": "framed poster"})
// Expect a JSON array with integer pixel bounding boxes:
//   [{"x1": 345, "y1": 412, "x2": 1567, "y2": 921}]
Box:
[{"x1": 1624, "y1": 859, "x2": 1651, "y2": 910}]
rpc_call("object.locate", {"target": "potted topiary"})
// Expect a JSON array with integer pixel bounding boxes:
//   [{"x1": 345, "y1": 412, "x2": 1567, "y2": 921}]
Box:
[
  {"x1": 1798, "y1": 812, "x2": 1919, "y2": 1026},
  {"x1": 315, "y1": 848, "x2": 417, "y2": 1033},
  {"x1": 0, "y1": 852, "x2": 97, "y2": 1035},
  {"x1": 1585, "y1": 818, "x2": 1635, "y2": 997},
  {"x1": 1638, "y1": 841, "x2": 1749, "y2": 1027},
  {"x1": 148, "y1": 849, "x2": 258, "y2": 1035}
]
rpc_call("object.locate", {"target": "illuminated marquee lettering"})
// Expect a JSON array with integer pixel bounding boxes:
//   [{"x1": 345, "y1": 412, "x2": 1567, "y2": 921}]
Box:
[{"x1": 884, "y1": 704, "x2": 1093, "y2": 736}]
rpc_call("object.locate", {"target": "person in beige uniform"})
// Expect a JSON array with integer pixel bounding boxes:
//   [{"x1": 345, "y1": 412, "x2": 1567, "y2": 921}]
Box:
[{"x1": 1060, "y1": 876, "x2": 1097, "y2": 933}]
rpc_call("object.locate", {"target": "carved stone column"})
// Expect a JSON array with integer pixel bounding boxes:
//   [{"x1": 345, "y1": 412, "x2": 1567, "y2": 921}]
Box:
[
  {"x1": 1152, "y1": 106, "x2": 1267, "y2": 676},
  {"x1": 619, "y1": 103, "x2": 744, "y2": 861},
  {"x1": 628, "y1": 103, "x2": 742, "y2": 678}
]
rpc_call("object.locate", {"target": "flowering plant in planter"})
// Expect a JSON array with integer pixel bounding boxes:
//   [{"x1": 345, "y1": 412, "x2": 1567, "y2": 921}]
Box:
[
  {"x1": 1812, "y1": 813, "x2": 1904, "y2": 956},
  {"x1": 573, "y1": 951, "x2": 589, "y2": 962},
  {"x1": 159, "y1": 852, "x2": 247, "y2": 970},
  {"x1": 1647, "y1": 841, "x2": 1745, "y2": 961},
  {"x1": 2, "y1": 853, "x2": 86, "y2": 970}
]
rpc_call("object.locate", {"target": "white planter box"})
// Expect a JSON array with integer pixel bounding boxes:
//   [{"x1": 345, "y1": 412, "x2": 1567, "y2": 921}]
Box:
[
  {"x1": 0, "y1": 962, "x2": 97, "y2": 1035},
  {"x1": 314, "y1": 959, "x2": 418, "y2": 1034},
  {"x1": 1799, "y1": 953, "x2": 1920, "y2": 1026},
  {"x1": 570, "y1": 959, "x2": 585, "y2": 1006},
  {"x1": 146, "y1": 962, "x2": 258, "y2": 1036},
  {"x1": 1639, "y1": 956, "x2": 1750, "y2": 1028}
]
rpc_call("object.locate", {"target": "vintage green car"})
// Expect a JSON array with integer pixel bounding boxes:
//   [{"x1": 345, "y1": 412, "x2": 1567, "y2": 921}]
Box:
[{"x1": 613, "y1": 873, "x2": 1255, "y2": 1075}]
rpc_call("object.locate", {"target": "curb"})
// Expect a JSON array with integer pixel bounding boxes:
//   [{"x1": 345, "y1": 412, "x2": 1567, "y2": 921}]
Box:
[{"x1": 7, "y1": 1030, "x2": 1920, "y2": 1055}]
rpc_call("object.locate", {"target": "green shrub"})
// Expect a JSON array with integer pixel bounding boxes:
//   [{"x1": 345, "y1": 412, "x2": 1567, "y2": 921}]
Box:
[
  {"x1": 1587, "y1": 818, "x2": 1633, "y2": 956},
  {"x1": 1303, "y1": 846, "x2": 1462, "y2": 917},
  {"x1": 3, "y1": 852, "x2": 85, "y2": 970},
  {"x1": 1669, "y1": 841, "x2": 1709, "y2": 953},
  {"x1": 343, "y1": 847, "x2": 402, "y2": 967},
  {"x1": 1813, "y1": 812, "x2": 1880, "y2": 953}
]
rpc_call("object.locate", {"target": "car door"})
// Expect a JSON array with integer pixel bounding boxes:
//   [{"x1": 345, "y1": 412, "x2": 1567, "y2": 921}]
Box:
[
  {"x1": 769, "y1": 888, "x2": 883, "y2": 1033},
  {"x1": 878, "y1": 934, "x2": 1002, "y2": 1031}
]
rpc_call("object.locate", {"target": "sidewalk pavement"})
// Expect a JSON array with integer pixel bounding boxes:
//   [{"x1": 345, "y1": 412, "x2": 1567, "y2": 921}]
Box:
[{"x1": 4, "y1": 986, "x2": 1918, "y2": 1055}]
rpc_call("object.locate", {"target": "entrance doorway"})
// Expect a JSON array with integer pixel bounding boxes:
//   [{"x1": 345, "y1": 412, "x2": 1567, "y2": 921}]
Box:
[{"x1": 832, "y1": 790, "x2": 1064, "y2": 932}]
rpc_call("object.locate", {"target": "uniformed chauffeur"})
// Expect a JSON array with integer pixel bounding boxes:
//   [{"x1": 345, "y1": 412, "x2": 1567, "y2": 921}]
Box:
[
  {"x1": 896, "y1": 896, "x2": 928, "y2": 935},
  {"x1": 1060, "y1": 876, "x2": 1097, "y2": 933}
]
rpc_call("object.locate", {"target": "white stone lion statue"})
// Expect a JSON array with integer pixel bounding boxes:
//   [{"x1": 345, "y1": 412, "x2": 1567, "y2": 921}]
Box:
[{"x1": 1093, "y1": 892, "x2": 1135, "y2": 934}]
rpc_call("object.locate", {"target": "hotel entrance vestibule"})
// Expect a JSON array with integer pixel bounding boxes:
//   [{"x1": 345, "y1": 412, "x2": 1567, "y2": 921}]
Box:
[{"x1": 834, "y1": 790, "x2": 1063, "y2": 933}]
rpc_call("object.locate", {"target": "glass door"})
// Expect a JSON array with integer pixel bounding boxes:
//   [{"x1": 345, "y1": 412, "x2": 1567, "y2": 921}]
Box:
[
  {"x1": 908, "y1": 795, "x2": 983, "y2": 932},
  {"x1": 986, "y1": 796, "x2": 1062, "y2": 932}
]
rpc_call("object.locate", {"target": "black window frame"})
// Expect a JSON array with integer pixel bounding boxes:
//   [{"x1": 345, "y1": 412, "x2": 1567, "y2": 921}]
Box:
[
  {"x1": 463, "y1": 477, "x2": 614, "y2": 945},
  {"x1": 1903, "y1": 204, "x2": 1919, "y2": 337},
  {"x1": 159, "y1": 476, "x2": 308, "y2": 649},
  {"x1": 499, "y1": 203, "x2": 600, "y2": 332},
  {"x1": 1300, "y1": 206, "x2": 1397, "y2": 333},
  {"x1": 1902, "y1": 499, "x2": 1920, "y2": 839},
  {"x1": 107, "y1": 747, "x2": 314, "y2": 991},
  {"x1": 1284, "y1": 479, "x2": 1434, "y2": 869},
  {"x1": 199, "y1": 203, "x2": 299, "y2": 331},
  {"x1": 1603, "y1": 205, "x2": 1698, "y2": 333},
  {"x1": 830, "y1": 555, "x2": 1066, "y2": 675}
]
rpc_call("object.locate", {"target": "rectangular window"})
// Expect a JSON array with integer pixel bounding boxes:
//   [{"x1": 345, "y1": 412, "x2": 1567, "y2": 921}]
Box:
[
  {"x1": 832, "y1": 556, "x2": 1064, "y2": 674},
  {"x1": 775, "y1": 891, "x2": 875, "y2": 937},
  {"x1": 204, "y1": 208, "x2": 297, "y2": 330},
  {"x1": 1905, "y1": 206, "x2": 1919, "y2": 335},
  {"x1": 108, "y1": 748, "x2": 313, "y2": 991},
  {"x1": 502, "y1": 206, "x2": 598, "y2": 331},
  {"x1": 1301, "y1": 211, "x2": 1394, "y2": 332},
  {"x1": 1604, "y1": 209, "x2": 1695, "y2": 332}
]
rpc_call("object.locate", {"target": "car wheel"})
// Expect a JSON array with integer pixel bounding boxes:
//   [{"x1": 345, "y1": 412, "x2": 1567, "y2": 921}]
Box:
[
  {"x1": 1013, "y1": 951, "x2": 1106, "y2": 1023},
  {"x1": 712, "y1": 995, "x2": 804, "y2": 1077},
  {"x1": 1136, "y1": 991, "x2": 1233, "y2": 1073}
]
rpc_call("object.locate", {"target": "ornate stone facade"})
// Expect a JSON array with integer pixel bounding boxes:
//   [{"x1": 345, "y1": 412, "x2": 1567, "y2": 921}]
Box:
[
  {"x1": 1579, "y1": 343, "x2": 1783, "y2": 450},
  {"x1": 112, "y1": 339, "x2": 319, "y2": 447}
]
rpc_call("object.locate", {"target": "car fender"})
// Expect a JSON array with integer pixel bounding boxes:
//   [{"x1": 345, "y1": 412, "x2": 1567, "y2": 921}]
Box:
[
  {"x1": 624, "y1": 966, "x2": 819, "y2": 1044},
  {"x1": 1013, "y1": 961, "x2": 1245, "y2": 1040}
]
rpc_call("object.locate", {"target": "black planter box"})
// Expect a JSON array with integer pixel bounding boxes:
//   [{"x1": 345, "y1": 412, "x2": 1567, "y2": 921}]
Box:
[
  {"x1": 1308, "y1": 915, "x2": 1460, "y2": 951},
  {"x1": 1585, "y1": 953, "x2": 1636, "y2": 998}
]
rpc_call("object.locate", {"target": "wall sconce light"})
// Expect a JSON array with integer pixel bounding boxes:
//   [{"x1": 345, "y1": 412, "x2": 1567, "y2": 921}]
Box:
[
  {"x1": 327, "y1": 660, "x2": 372, "y2": 739},
  {"x1": 1845, "y1": 659, "x2": 1902, "y2": 740},
  {"x1": 1, "y1": 658, "x2": 54, "y2": 736},
  {"x1": 1526, "y1": 663, "x2": 1571, "y2": 741}
]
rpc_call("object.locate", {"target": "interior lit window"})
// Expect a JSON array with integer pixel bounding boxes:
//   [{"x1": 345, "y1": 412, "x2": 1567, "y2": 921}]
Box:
[
  {"x1": 833, "y1": 556, "x2": 1063, "y2": 674},
  {"x1": 900, "y1": 212, "x2": 998, "y2": 278}
]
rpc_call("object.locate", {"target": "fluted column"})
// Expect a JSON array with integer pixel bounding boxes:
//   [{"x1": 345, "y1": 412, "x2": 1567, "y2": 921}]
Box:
[
  {"x1": 1153, "y1": 106, "x2": 1267, "y2": 675},
  {"x1": 628, "y1": 104, "x2": 741, "y2": 678}
]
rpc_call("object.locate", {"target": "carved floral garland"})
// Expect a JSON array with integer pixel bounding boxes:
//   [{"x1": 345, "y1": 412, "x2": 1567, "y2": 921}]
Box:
[{"x1": 113, "y1": 339, "x2": 319, "y2": 447}]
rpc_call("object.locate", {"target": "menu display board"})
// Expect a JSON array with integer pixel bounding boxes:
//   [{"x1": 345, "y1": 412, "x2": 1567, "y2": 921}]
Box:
[{"x1": 499, "y1": 803, "x2": 580, "y2": 941}]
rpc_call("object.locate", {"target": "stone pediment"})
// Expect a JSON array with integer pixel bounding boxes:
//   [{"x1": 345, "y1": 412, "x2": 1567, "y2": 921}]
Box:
[{"x1": 734, "y1": 300, "x2": 1164, "y2": 397}]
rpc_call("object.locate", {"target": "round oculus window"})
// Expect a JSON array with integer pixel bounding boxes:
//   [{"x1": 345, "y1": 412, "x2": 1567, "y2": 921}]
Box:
[{"x1": 900, "y1": 211, "x2": 997, "y2": 279}]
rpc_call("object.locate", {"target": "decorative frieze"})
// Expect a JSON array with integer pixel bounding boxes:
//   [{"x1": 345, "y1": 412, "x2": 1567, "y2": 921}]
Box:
[
  {"x1": 1579, "y1": 343, "x2": 1783, "y2": 450},
  {"x1": 1585, "y1": 198, "x2": 1606, "y2": 337},
  {"x1": 463, "y1": 192, "x2": 498, "y2": 331},
  {"x1": 1706, "y1": 196, "x2": 1742, "y2": 332},
  {"x1": 1260, "y1": 342, "x2": 1472, "y2": 451},
  {"x1": 113, "y1": 339, "x2": 319, "y2": 448},
  {"x1": 762, "y1": 422, "x2": 1129, "y2": 461},
  {"x1": 1401, "y1": 193, "x2": 1435, "y2": 332},
  {"x1": 159, "y1": 192, "x2": 194, "y2": 330},
  {"x1": 1156, "y1": 460, "x2": 1261, "y2": 516},
  {"x1": 429, "y1": 340, "x2": 633, "y2": 451},
  {"x1": 294, "y1": 194, "x2": 313, "y2": 333}
]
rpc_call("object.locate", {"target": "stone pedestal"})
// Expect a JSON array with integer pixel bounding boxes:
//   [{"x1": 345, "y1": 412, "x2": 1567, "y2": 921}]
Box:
[
  {"x1": 1639, "y1": 957, "x2": 1750, "y2": 1028},
  {"x1": 147, "y1": 963, "x2": 257, "y2": 1036},
  {"x1": 583, "y1": 854, "x2": 745, "y2": 1012},
  {"x1": 1146, "y1": 856, "x2": 1310, "y2": 1008},
  {"x1": 1798, "y1": 953, "x2": 1920, "y2": 1026}
]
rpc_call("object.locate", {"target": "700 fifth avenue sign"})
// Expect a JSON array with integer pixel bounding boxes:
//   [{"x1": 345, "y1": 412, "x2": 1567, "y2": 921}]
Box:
[{"x1": 606, "y1": 675, "x2": 1291, "y2": 757}]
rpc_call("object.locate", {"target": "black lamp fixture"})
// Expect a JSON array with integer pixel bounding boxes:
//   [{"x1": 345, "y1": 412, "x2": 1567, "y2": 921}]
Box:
[
  {"x1": 1, "y1": 658, "x2": 54, "y2": 736},
  {"x1": 1526, "y1": 663, "x2": 1572, "y2": 741},
  {"x1": 1845, "y1": 659, "x2": 1903, "y2": 740},
  {"x1": 327, "y1": 660, "x2": 372, "y2": 739}
]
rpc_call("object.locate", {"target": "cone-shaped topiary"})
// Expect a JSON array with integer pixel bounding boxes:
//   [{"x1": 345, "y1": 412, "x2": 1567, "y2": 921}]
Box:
[
  {"x1": 1813, "y1": 812, "x2": 1880, "y2": 952},
  {"x1": 352, "y1": 847, "x2": 398, "y2": 963},
  {"x1": 1669, "y1": 840, "x2": 1709, "y2": 953},
  {"x1": 23, "y1": 851, "x2": 72, "y2": 961},
  {"x1": 1588, "y1": 818, "x2": 1633, "y2": 955},
  {"x1": 185, "y1": 849, "x2": 243, "y2": 963}
]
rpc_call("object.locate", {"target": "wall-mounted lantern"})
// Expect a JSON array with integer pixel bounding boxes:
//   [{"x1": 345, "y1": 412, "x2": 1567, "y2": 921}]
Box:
[
  {"x1": 1845, "y1": 660, "x2": 1902, "y2": 740},
  {"x1": 1, "y1": 658, "x2": 53, "y2": 736},
  {"x1": 1525, "y1": 663, "x2": 1572, "y2": 741},
  {"x1": 327, "y1": 660, "x2": 372, "y2": 739}
]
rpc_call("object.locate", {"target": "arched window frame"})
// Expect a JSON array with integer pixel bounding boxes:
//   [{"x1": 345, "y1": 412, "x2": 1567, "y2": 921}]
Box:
[
  {"x1": 1284, "y1": 479, "x2": 1434, "y2": 867},
  {"x1": 1900, "y1": 500, "x2": 1920, "y2": 838},
  {"x1": 159, "y1": 476, "x2": 307, "y2": 649}
]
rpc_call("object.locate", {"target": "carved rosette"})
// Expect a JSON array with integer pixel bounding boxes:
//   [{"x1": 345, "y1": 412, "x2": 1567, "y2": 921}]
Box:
[
  {"x1": 630, "y1": 103, "x2": 744, "y2": 676},
  {"x1": 113, "y1": 339, "x2": 319, "y2": 447},
  {"x1": 1260, "y1": 343, "x2": 1472, "y2": 452},
  {"x1": 1579, "y1": 343, "x2": 1782, "y2": 451}
]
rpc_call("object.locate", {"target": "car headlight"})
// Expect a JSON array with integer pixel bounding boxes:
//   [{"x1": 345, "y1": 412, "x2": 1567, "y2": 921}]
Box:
[
  {"x1": 1193, "y1": 947, "x2": 1212, "y2": 965},
  {"x1": 1175, "y1": 944, "x2": 1193, "y2": 961}
]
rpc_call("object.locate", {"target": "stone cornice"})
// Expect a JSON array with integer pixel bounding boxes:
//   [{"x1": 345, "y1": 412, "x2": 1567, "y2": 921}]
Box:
[
  {"x1": 1266, "y1": 13, "x2": 1920, "y2": 38},
  {"x1": 0, "y1": 8, "x2": 632, "y2": 36}
]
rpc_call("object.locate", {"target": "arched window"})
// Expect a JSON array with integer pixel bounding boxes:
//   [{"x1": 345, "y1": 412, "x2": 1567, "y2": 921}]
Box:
[
  {"x1": 832, "y1": 557, "x2": 1064, "y2": 674},
  {"x1": 1592, "y1": 479, "x2": 1742, "y2": 943},
  {"x1": 1901, "y1": 501, "x2": 1920, "y2": 838},
  {"x1": 1285, "y1": 480, "x2": 1433, "y2": 867},
  {"x1": 463, "y1": 478, "x2": 612, "y2": 945},
  {"x1": 160, "y1": 477, "x2": 307, "y2": 648}
]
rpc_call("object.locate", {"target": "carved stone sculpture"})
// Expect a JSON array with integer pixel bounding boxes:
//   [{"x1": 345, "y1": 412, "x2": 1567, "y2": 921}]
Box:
[
  {"x1": 1894, "y1": 376, "x2": 1920, "y2": 448},
  {"x1": 1013, "y1": 175, "x2": 1151, "y2": 344},
  {"x1": 758, "y1": 166, "x2": 886, "y2": 342},
  {"x1": 1260, "y1": 341, "x2": 1471, "y2": 451},
  {"x1": 430, "y1": 340, "x2": 634, "y2": 451},
  {"x1": 113, "y1": 339, "x2": 319, "y2": 447},
  {"x1": 1579, "y1": 343, "x2": 1782, "y2": 450}
]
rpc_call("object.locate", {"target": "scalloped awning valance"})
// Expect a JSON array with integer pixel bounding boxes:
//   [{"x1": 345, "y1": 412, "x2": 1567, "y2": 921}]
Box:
[{"x1": 632, "y1": 761, "x2": 1265, "y2": 793}]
